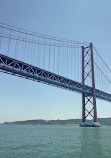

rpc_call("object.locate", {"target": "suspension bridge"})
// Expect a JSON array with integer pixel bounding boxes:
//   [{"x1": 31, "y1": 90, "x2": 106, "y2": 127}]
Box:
[{"x1": 0, "y1": 23, "x2": 111, "y2": 127}]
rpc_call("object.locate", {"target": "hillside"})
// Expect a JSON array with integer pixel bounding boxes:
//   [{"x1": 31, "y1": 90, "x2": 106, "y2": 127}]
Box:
[{"x1": 3, "y1": 118, "x2": 111, "y2": 126}]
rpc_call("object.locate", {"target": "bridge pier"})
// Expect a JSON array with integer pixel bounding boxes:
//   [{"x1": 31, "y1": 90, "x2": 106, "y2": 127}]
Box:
[{"x1": 81, "y1": 43, "x2": 101, "y2": 127}]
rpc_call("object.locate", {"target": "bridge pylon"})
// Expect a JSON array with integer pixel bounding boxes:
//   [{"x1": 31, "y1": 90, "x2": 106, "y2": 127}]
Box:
[{"x1": 81, "y1": 43, "x2": 101, "y2": 127}]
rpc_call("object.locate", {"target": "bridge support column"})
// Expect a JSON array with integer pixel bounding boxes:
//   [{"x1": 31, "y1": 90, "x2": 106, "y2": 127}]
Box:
[
  {"x1": 90, "y1": 43, "x2": 97, "y2": 122},
  {"x1": 81, "y1": 43, "x2": 100, "y2": 127},
  {"x1": 82, "y1": 46, "x2": 85, "y2": 122}
]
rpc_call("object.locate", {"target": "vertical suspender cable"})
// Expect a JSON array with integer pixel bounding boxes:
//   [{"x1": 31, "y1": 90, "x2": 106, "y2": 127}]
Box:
[
  {"x1": 15, "y1": 30, "x2": 20, "y2": 59},
  {"x1": 67, "y1": 41, "x2": 68, "y2": 78},
  {"x1": 7, "y1": 31, "x2": 11, "y2": 56},
  {"x1": 0, "y1": 23, "x2": 3, "y2": 52},
  {"x1": 53, "y1": 41, "x2": 55, "y2": 73},
  {"x1": 49, "y1": 39, "x2": 50, "y2": 71},
  {"x1": 43, "y1": 37, "x2": 45, "y2": 69},
  {"x1": 23, "y1": 33, "x2": 27, "y2": 62}
]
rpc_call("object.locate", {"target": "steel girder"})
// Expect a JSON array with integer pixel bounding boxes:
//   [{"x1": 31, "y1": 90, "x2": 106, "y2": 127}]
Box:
[{"x1": 0, "y1": 53, "x2": 111, "y2": 102}]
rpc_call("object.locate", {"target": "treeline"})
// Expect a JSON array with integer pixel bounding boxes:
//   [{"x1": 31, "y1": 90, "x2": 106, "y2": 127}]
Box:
[
  {"x1": 4, "y1": 119, "x2": 80, "y2": 125},
  {"x1": 3, "y1": 118, "x2": 111, "y2": 126}
]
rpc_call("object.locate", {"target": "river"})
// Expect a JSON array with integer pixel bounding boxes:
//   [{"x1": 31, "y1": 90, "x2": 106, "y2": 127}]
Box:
[{"x1": 0, "y1": 125, "x2": 111, "y2": 158}]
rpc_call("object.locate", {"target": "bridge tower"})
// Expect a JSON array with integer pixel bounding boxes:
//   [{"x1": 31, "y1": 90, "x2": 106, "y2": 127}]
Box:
[{"x1": 81, "y1": 43, "x2": 100, "y2": 127}]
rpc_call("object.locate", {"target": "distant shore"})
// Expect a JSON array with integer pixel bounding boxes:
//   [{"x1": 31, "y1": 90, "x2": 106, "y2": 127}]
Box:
[{"x1": 3, "y1": 118, "x2": 111, "y2": 126}]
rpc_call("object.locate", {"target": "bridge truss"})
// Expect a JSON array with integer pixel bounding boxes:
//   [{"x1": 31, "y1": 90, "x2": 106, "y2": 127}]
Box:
[{"x1": 0, "y1": 53, "x2": 111, "y2": 103}]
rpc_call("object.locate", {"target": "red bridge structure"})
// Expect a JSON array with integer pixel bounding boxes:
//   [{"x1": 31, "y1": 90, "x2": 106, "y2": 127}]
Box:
[{"x1": 0, "y1": 23, "x2": 111, "y2": 127}]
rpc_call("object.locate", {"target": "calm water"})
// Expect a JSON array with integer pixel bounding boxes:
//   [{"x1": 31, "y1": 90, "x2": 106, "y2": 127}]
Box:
[{"x1": 0, "y1": 125, "x2": 111, "y2": 158}]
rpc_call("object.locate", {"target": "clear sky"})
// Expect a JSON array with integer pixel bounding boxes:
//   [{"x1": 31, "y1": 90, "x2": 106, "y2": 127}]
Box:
[{"x1": 0, "y1": 0, "x2": 111, "y2": 123}]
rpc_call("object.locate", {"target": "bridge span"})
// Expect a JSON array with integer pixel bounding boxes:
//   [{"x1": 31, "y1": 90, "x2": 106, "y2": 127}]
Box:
[{"x1": 0, "y1": 53, "x2": 111, "y2": 102}]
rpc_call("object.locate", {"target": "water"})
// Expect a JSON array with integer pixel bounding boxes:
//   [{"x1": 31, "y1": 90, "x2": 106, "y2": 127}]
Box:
[{"x1": 0, "y1": 125, "x2": 111, "y2": 158}]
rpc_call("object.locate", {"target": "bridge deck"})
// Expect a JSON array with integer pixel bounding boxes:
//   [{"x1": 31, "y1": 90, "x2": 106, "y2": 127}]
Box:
[{"x1": 0, "y1": 53, "x2": 111, "y2": 102}]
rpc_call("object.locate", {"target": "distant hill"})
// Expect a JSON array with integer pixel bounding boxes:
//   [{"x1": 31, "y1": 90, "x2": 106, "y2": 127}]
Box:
[
  {"x1": 3, "y1": 118, "x2": 111, "y2": 126},
  {"x1": 4, "y1": 119, "x2": 80, "y2": 125}
]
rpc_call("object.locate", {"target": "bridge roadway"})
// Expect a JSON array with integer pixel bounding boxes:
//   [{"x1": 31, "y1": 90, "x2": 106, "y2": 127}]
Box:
[{"x1": 0, "y1": 53, "x2": 111, "y2": 102}]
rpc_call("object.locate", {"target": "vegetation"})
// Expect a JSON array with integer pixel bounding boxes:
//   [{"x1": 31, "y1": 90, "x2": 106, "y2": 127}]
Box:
[{"x1": 3, "y1": 118, "x2": 111, "y2": 126}]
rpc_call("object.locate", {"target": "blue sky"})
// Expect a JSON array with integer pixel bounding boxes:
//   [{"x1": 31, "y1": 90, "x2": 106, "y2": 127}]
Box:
[{"x1": 0, "y1": 0, "x2": 111, "y2": 123}]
